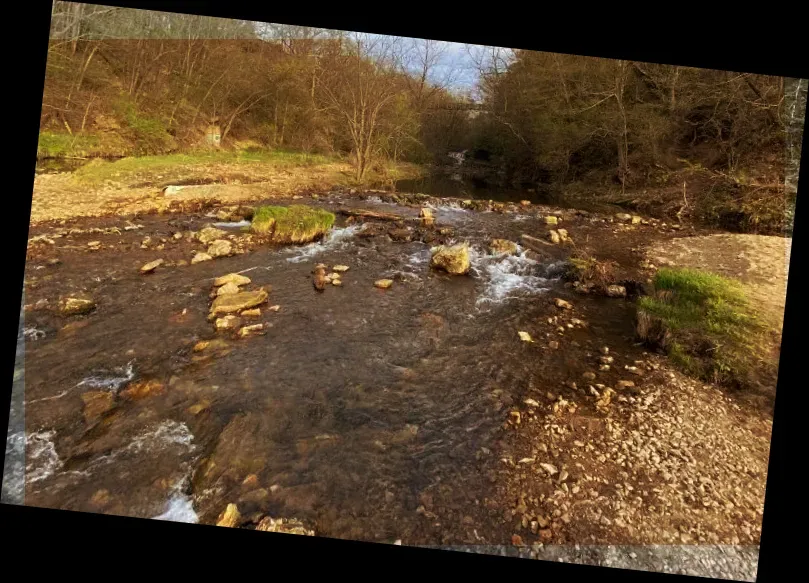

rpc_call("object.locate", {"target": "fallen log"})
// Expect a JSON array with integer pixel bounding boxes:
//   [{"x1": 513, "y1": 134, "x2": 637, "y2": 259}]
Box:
[
  {"x1": 520, "y1": 233, "x2": 555, "y2": 251},
  {"x1": 336, "y1": 208, "x2": 403, "y2": 221}
]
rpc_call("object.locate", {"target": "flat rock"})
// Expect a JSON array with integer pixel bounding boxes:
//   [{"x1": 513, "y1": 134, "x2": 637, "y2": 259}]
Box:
[
  {"x1": 375, "y1": 279, "x2": 394, "y2": 289},
  {"x1": 59, "y1": 297, "x2": 96, "y2": 316},
  {"x1": 210, "y1": 289, "x2": 269, "y2": 316},
  {"x1": 215, "y1": 315, "x2": 242, "y2": 331},
  {"x1": 216, "y1": 282, "x2": 241, "y2": 296},
  {"x1": 140, "y1": 258, "x2": 165, "y2": 273},
  {"x1": 332, "y1": 265, "x2": 350, "y2": 272},
  {"x1": 214, "y1": 273, "x2": 252, "y2": 287},
  {"x1": 81, "y1": 390, "x2": 115, "y2": 424},
  {"x1": 192, "y1": 252, "x2": 213, "y2": 264}
]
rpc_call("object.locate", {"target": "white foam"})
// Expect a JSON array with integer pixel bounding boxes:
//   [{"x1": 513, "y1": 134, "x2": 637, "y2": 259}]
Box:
[
  {"x1": 26, "y1": 430, "x2": 63, "y2": 483},
  {"x1": 153, "y1": 492, "x2": 199, "y2": 523},
  {"x1": 124, "y1": 420, "x2": 196, "y2": 456},
  {"x1": 470, "y1": 247, "x2": 554, "y2": 305},
  {"x1": 77, "y1": 360, "x2": 135, "y2": 392},
  {"x1": 212, "y1": 220, "x2": 251, "y2": 228},
  {"x1": 23, "y1": 327, "x2": 46, "y2": 340},
  {"x1": 285, "y1": 225, "x2": 362, "y2": 263}
]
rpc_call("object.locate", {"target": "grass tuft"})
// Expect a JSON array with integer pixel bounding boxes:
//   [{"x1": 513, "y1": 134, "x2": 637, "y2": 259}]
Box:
[
  {"x1": 637, "y1": 267, "x2": 764, "y2": 388},
  {"x1": 251, "y1": 205, "x2": 335, "y2": 243}
]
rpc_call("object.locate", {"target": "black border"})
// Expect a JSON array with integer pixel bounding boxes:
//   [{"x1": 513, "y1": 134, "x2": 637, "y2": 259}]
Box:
[{"x1": 4, "y1": 2, "x2": 806, "y2": 580}]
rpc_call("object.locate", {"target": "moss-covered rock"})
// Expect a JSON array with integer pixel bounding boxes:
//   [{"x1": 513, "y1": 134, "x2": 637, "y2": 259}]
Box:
[{"x1": 251, "y1": 205, "x2": 335, "y2": 243}]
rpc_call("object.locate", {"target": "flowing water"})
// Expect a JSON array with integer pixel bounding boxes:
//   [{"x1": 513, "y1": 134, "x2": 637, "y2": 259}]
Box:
[{"x1": 16, "y1": 193, "x2": 644, "y2": 544}]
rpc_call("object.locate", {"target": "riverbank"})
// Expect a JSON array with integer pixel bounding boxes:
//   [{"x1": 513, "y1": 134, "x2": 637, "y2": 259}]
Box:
[{"x1": 29, "y1": 151, "x2": 424, "y2": 224}]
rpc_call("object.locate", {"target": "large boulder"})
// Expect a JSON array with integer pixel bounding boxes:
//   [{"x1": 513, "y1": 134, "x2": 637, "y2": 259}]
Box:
[{"x1": 430, "y1": 243, "x2": 471, "y2": 275}]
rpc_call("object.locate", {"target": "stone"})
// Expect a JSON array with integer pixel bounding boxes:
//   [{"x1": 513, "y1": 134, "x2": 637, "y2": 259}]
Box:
[
  {"x1": 255, "y1": 516, "x2": 315, "y2": 536},
  {"x1": 600, "y1": 346, "x2": 610, "y2": 355},
  {"x1": 616, "y1": 380, "x2": 636, "y2": 390},
  {"x1": 554, "y1": 298, "x2": 573, "y2": 310},
  {"x1": 520, "y1": 200, "x2": 531, "y2": 206},
  {"x1": 140, "y1": 259, "x2": 164, "y2": 273},
  {"x1": 599, "y1": 356, "x2": 614, "y2": 364},
  {"x1": 430, "y1": 243, "x2": 471, "y2": 275},
  {"x1": 207, "y1": 239, "x2": 233, "y2": 258},
  {"x1": 332, "y1": 265, "x2": 350, "y2": 272},
  {"x1": 81, "y1": 391, "x2": 115, "y2": 424},
  {"x1": 191, "y1": 252, "x2": 213, "y2": 264},
  {"x1": 631, "y1": 216, "x2": 642, "y2": 224},
  {"x1": 548, "y1": 230, "x2": 561, "y2": 244},
  {"x1": 213, "y1": 273, "x2": 251, "y2": 287},
  {"x1": 615, "y1": 213, "x2": 632, "y2": 222},
  {"x1": 268, "y1": 305, "x2": 280, "y2": 312},
  {"x1": 173, "y1": 232, "x2": 183, "y2": 240},
  {"x1": 549, "y1": 341, "x2": 559, "y2": 349},
  {"x1": 59, "y1": 297, "x2": 96, "y2": 316},
  {"x1": 511, "y1": 534, "x2": 524, "y2": 546},
  {"x1": 313, "y1": 266, "x2": 328, "y2": 291},
  {"x1": 557, "y1": 228, "x2": 569, "y2": 241},
  {"x1": 524, "y1": 398, "x2": 540, "y2": 407},
  {"x1": 238, "y1": 324, "x2": 264, "y2": 338},
  {"x1": 545, "y1": 216, "x2": 558, "y2": 225},
  {"x1": 605, "y1": 285, "x2": 627, "y2": 298},
  {"x1": 90, "y1": 489, "x2": 111, "y2": 509},
  {"x1": 240, "y1": 308, "x2": 261, "y2": 317},
  {"x1": 419, "y1": 207, "x2": 434, "y2": 219},
  {"x1": 582, "y1": 372, "x2": 596, "y2": 381},
  {"x1": 210, "y1": 289, "x2": 269, "y2": 316},
  {"x1": 216, "y1": 503, "x2": 241, "y2": 527},
  {"x1": 540, "y1": 463, "x2": 559, "y2": 476},
  {"x1": 490, "y1": 238, "x2": 518, "y2": 255},
  {"x1": 198, "y1": 227, "x2": 228, "y2": 245},
  {"x1": 332, "y1": 279, "x2": 343, "y2": 286},
  {"x1": 374, "y1": 279, "x2": 394, "y2": 289},
  {"x1": 215, "y1": 315, "x2": 242, "y2": 331},
  {"x1": 518, "y1": 331, "x2": 534, "y2": 342},
  {"x1": 216, "y1": 282, "x2": 241, "y2": 296}
]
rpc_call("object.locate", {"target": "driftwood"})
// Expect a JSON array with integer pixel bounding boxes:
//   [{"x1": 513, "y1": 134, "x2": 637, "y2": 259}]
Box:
[
  {"x1": 520, "y1": 233, "x2": 555, "y2": 251},
  {"x1": 336, "y1": 208, "x2": 402, "y2": 221}
]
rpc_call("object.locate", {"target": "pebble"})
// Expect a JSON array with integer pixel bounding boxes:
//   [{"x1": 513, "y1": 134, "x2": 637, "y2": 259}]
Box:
[{"x1": 374, "y1": 279, "x2": 394, "y2": 289}]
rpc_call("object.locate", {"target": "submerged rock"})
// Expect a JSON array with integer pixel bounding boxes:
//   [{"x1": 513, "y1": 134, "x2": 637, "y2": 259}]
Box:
[
  {"x1": 58, "y1": 297, "x2": 96, "y2": 316},
  {"x1": 490, "y1": 239, "x2": 518, "y2": 255},
  {"x1": 430, "y1": 243, "x2": 470, "y2": 275},
  {"x1": 210, "y1": 289, "x2": 269, "y2": 316},
  {"x1": 213, "y1": 273, "x2": 252, "y2": 287},
  {"x1": 81, "y1": 390, "x2": 115, "y2": 424},
  {"x1": 140, "y1": 259, "x2": 164, "y2": 273}
]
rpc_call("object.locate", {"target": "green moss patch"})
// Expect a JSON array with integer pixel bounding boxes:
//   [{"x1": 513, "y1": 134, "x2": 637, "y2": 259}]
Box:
[{"x1": 637, "y1": 267, "x2": 765, "y2": 388}]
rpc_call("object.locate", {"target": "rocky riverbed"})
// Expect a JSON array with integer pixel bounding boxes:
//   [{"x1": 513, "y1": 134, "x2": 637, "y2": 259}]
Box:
[{"x1": 8, "y1": 188, "x2": 778, "y2": 580}]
